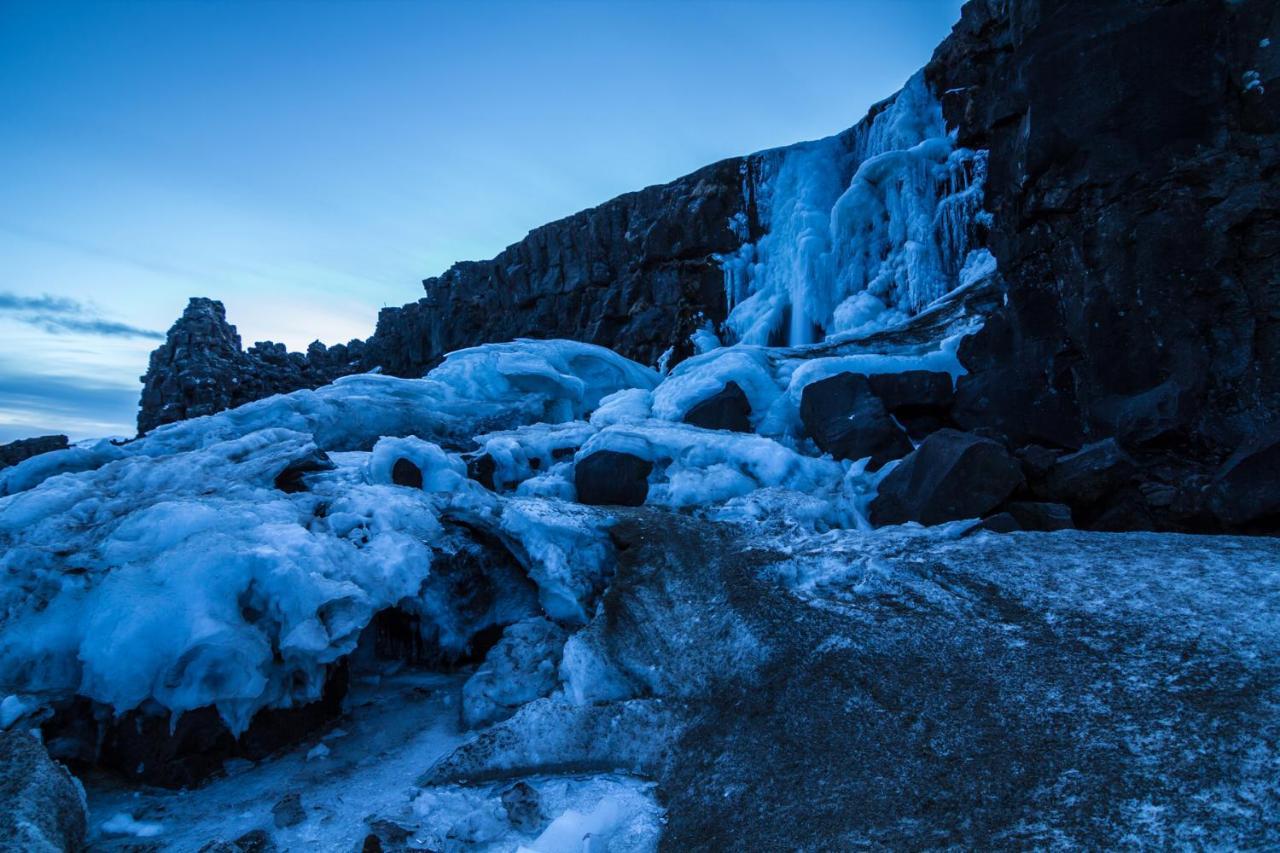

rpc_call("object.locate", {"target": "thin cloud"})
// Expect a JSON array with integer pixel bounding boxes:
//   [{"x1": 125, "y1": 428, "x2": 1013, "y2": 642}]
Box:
[{"x1": 0, "y1": 291, "x2": 164, "y2": 339}]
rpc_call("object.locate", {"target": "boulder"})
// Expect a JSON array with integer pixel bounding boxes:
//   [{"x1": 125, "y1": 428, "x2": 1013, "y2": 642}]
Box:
[
  {"x1": 1207, "y1": 434, "x2": 1280, "y2": 527},
  {"x1": 0, "y1": 729, "x2": 87, "y2": 852},
  {"x1": 466, "y1": 453, "x2": 498, "y2": 490},
  {"x1": 1044, "y1": 439, "x2": 1135, "y2": 506},
  {"x1": 273, "y1": 448, "x2": 336, "y2": 494},
  {"x1": 462, "y1": 618, "x2": 567, "y2": 729},
  {"x1": 870, "y1": 429, "x2": 1024, "y2": 527},
  {"x1": 391, "y1": 458, "x2": 424, "y2": 488},
  {"x1": 501, "y1": 782, "x2": 546, "y2": 834},
  {"x1": 682, "y1": 381, "x2": 751, "y2": 433},
  {"x1": 1004, "y1": 501, "x2": 1074, "y2": 532},
  {"x1": 866, "y1": 371, "x2": 954, "y2": 411},
  {"x1": 0, "y1": 435, "x2": 69, "y2": 469},
  {"x1": 800, "y1": 373, "x2": 913, "y2": 469},
  {"x1": 574, "y1": 450, "x2": 652, "y2": 506},
  {"x1": 965, "y1": 512, "x2": 1021, "y2": 535}
]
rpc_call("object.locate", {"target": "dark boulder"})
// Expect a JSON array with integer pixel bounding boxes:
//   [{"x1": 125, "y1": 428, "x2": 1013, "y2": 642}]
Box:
[
  {"x1": 574, "y1": 450, "x2": 652, "y2": 506},
  {"x1": 0, "y1": 729, "x2": 87, "y2": 852},
  {"x1": 870, "y1": 429, "x2": 1024, "y2": 527},
  {"x1": 391, "y1": 458, "x2": 424, "y2": 489},
  {"x1": 965, "y1": 512, "x2": 1021, "y2": 536},
  {"x1": 1044, "y1": 439, "x2": 1136, "y2": 507},
  {"x1": 467, "y1": 453, "x2": 498, "y2": 490},
  {"x1": 1207, "y1": 434, "x2": 1280, "y2": 527},
  {"x1": 683, "y1": 381, "x2": 751, "y2": 433},
  {"x1": 800, "y1": 373, "x2": 913, "y2": 469},
  {"x1": 274, "y1": 448, "x2": 336, "y2": 493},
  {"x1": 1004, "y1": 501, "x2": 1074, "y2": 532},
  {"x1": 866, "y1": 371, "x2": 954, "y2": 411},
  {"x1": 0, "y1": 434, "x2": 69, "y2": 469}
]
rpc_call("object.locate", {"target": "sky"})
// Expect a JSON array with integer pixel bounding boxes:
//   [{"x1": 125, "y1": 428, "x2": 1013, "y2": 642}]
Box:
[{"x1": 0, "y1": 0, "x2": 963, "y2": 441}]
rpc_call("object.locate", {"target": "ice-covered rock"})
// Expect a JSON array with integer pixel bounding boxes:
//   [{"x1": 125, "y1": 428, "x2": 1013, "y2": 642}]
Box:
[
  {"x1": 0, "y1": 729, "x2": 87, "y2": 852},
  {"x1": 462, "y1": 617, "x2": 567, "y2": 728}
]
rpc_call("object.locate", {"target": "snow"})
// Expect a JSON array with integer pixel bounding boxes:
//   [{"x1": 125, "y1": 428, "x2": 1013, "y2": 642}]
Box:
[{"x1": 100, "y1": 813, "x2": 164, "y2": 838}]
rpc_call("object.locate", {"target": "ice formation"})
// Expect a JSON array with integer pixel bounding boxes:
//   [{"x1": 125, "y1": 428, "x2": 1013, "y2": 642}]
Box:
[{"x1": 720, "y1": 71, "x2": 993, "y2": 346}]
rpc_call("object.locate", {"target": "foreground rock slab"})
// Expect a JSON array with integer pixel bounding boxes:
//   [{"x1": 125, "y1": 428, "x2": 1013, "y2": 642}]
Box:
[
  {"x1": 429, "y1": 510, "x2": 1280, "y2": 849},
  {"x1": 0, "y1": 729, "x2": 87, "y2": 852}
]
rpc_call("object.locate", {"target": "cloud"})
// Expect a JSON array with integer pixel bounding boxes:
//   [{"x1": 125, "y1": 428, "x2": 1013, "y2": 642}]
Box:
[
  {"x1": 0, "y1": 291, "x2": 164, "y2": 339},
  {"x1": 0, "y1": 372, "x2": 140, "y2": 441}
]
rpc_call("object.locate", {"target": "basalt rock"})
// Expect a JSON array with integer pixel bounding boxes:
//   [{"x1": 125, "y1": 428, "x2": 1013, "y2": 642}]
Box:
[
  {"x1": 0, "y1": 434, "x2": 69, "y2": 469},
  {"x1": 870, "y1": 429, "x2": 1024, "y2": 527},
  {"x1": 928, "y1": 0, "x2": 1280, "y2": 528},
  {"x1": 137, "y1": 298, "x2": 366, "y2": 434},
  {"x1": 682, "y1": 381, "x2": 752, "y2": 433},
  {"x1": 0, "y1": 729, "x2": 88, "y2": 852},
  {"x1": 800, "y1": 373, "x2": 913, "y2": 469},
  {"x1": 574, "y1": 450, "x2": 653, "y2": 507}
]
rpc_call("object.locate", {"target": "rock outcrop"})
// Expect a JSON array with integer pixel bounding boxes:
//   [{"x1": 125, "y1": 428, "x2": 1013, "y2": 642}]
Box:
[
  {"x1": 0, "y1": 729, "x2": 88, "y2": 852},
  {"x1": 927, "y1": 0, "x2": 1280, "y2": 529},
  {"x1": 137, "y1": 298, "x2": 366, "y2": 434},
  {"x1": 0, "y1": 435, "x2": 68, "y2": 469}
]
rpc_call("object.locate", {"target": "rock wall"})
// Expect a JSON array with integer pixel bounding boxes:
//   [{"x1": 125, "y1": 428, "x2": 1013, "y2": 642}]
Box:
[
  {"x1": 927, "y1": 0, "x2": 1280, "y2": 528},
  {"x1": 136, "y1": 0, "x2": 1280, "y2": 533},
  {"x1": 360, "y1": 156, "x2": 757, "y2": 378},
  {"x1": 137, "y1": 298, "x2": 365, "y2": 434}
]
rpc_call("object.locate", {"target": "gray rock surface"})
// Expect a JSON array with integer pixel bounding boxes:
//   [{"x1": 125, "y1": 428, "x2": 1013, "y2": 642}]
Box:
[
  {"x1": 0, "y1": 729, "x2": 87, "y2": 853},
  {"x1": 0, "y1": 435, "x2": 69, "y2": 470},
  {"x1": 424, "y1": 510, "x2": 1280, "y2": 849}
]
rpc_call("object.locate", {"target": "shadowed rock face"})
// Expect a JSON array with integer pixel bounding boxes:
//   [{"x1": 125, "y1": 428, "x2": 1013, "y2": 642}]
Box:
[
  {"x1": 928, "y1": 0, "x2": 1280, "y2": 522},
  {"x1": 0, "y1": 434, "x2": 68, "y2": 469},
  {"x1": 362, "y1": 157, "x2": 754, "y2": 379}
]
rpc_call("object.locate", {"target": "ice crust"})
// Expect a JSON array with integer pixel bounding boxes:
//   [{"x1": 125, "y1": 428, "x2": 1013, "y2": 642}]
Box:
[{"x1": 720, "y1": 71, "x2": 993, "y2": 347}]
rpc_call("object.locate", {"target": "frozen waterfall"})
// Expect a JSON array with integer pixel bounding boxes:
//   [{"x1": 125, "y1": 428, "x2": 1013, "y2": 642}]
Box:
[{"x1": 720, "y1": 71, "x2": 994, "y2": 347}]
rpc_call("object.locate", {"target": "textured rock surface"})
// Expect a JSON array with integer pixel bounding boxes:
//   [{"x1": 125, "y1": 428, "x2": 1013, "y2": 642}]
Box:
[
  {"x1": 800, "y1": 373, "x2": 913, "y2": 468},
  {"x1": 361, "y1": 157, "x2": 752, "y2": 379},
  {"x1": 0, "y1": 729, "x2": 87, "y2": 852},
  {"x1": 426, "y1": 511, "x2": 1280, "y2": 848},
  {"x1": 574, "y1": 449, "x2": 653, "y2": 506},
  {"x1": 871, "y1": 429, "x2": 1023, "y2": 526},
  {"x1": 928, "y1": 0, "x2": 1280, "y2": 528},
  {"x1": 0, "y1": 434, "x2": 68, "y2": 469},
  {"x1": 137, "y1": 298, "x2": 365, "y2": 434}
]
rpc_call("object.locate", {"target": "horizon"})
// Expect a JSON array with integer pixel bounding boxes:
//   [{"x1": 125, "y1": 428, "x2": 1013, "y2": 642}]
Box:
[{"x1": 0, "y1": 0, "x2": 962, "y2": 441}]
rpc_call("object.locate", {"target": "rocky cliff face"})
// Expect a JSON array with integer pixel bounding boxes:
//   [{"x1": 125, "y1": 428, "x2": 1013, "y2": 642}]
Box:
[
  {"x1": 137, "y1": 298, "x2": 365, "y2": 433},
  {"x1": 361, "y1": 156, "x2": 757, "y2": 379},
  {"x1": 928, "y1": 0, "x2": 1280, "y2": 529},
  {"x1": 137, "y1": 0, "x2": 1280, "y2": 533}
]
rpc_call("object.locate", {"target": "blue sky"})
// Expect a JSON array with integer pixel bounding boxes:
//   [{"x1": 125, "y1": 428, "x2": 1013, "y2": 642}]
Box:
[{"x1": 0, "y1": 0, "x2": 962, "y2": 441}]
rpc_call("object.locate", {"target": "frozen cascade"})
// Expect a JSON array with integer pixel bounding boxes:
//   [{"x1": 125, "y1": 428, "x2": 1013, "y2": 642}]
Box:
[{"x1": 720, "y1": 71, "x2": 994, "y2": 347}]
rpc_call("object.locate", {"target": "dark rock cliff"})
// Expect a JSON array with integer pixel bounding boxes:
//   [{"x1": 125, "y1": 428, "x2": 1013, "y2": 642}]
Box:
[
  {"x1": 136, "y1": 0, "x2": 1280, "y2": 534},
  {"x1": 928, "y1": 0, "x2": 1280, "y2": 528},
  {"x1": 137, "y1": 298, "x2": 365, "y2": 433},
  {"x1": 361, "y1": 156, "x2": 758, "y2": 379}
]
